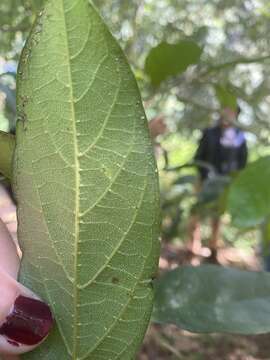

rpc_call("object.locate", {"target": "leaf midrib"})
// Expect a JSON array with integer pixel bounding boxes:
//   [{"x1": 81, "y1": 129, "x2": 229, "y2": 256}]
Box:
[{"x1": 60, "y1": 1, "x2": 80, "y2": 358}]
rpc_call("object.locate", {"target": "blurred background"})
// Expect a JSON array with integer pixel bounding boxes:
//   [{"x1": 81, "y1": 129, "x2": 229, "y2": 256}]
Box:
[{"x1": 1, "y1": 1, "x2": 270, "y2": 359}]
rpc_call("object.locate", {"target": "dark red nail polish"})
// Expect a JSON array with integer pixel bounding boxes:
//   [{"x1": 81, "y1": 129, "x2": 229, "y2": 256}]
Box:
[{"x1": 0, "y1": 296, "x2": 53, "y2": 345}]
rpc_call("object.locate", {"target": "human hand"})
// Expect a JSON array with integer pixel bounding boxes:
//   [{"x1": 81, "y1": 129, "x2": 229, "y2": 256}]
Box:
[{"x1": 0, "y1": 184, "x2": 53, "y2": 358}]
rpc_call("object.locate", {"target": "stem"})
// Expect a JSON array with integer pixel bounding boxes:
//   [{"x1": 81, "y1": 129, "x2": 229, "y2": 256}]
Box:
[
  {"x1": 176, "y1": 95, "x2": 218, "y2": 113},
  {"x1": 154, "y1": 332, "x2": 183, "y2": 359},
  {"x1": 201, "y1": 54, "x2": 270, "y2": 76}
]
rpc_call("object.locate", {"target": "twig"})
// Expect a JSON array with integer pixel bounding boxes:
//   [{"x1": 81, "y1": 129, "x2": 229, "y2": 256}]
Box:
[
  {"x1": 200, "y1": 54, "x2": 270, "y2": 77},
  {"x1": 154, "y1": 332, "x2": 183, "y2": 359},
  {"x1": 0, "y1": 25, "x2": 29, "y2": 33},
  {"x1": 176, "y1": 95, "x2": 218, "y2": 113}
]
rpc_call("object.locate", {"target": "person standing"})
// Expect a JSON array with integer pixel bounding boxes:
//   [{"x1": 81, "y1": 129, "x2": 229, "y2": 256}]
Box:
[{"x1": 188, "y1": 106, "x2": 248, "y2": 260}]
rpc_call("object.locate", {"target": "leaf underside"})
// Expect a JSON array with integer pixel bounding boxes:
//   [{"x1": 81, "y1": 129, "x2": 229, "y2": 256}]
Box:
[
  {"x1": 153, "y1": 265, "x2": 270, "y2": 335},
  {"x1": 14, "y1": 1, "x2": 160, "y2": 359}
]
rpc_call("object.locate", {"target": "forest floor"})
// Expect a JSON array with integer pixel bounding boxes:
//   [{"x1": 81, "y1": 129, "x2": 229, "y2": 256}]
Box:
[{"x1": 137, "y1": 241, "x2": 270, "y2": 360}]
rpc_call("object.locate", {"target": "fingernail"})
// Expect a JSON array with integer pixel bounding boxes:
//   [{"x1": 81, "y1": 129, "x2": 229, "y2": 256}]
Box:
[{"x1": 0, "y1": 296, "x2": 53, "y2": 346}]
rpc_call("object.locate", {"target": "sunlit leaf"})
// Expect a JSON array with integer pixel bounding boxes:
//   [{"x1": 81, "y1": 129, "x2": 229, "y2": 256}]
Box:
[
  {"x1": 215, "y1": 84, "x2": 238, "y2": 110},
  {"x1": 14, "y1": 0, "x2": 160, "y2": 358},
  {"x1": 153, "y1": 265, "x2": 270, "y2": 334},
  {"x1": 228, "y1": 156, "x2": 270, "y2": 228},
  {"x1": 29, "y1": 0, "x2": 44, "y2": 13},
  {"x1": 145, "y1": 41, "x2": 202, "y2": 86},
  {"x1": 261, "y1": 220, "x2": 270, "y2": 256},
  {"x1": 0, "y1": 113, "x2": 9, "y2": 132},
  {"x1": 0, "y1": 83, "x2": 17, "y2": 132},
  {"x1": 0, "y1": 83, "x2": 16, "y2": 115}
]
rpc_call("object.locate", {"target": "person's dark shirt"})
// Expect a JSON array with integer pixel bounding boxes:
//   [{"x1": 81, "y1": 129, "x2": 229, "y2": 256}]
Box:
[{"x1": 194, "y1": 125, "x2": 248, "y2": 180}]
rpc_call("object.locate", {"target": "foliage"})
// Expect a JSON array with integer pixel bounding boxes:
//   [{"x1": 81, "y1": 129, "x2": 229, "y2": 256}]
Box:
[
  {"x1": 228, "y1": 156, "x2": 270, "y2": 228},
  {"x1": 2, "y1": 0, "x2": 270, "y2": 137},
  {"x1": 153, "y1": 265, "x2": 270, "y2": 334},
  {"x1": 215, "y1": 84, "x2": 238, "y2": 110},
  {"x1": 145, "y1": 40, "x2": 202, "y2": 86}
]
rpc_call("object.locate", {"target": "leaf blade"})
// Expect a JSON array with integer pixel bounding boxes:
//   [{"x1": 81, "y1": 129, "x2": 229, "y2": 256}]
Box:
[
  {"x1": 153, "y1": 265, "x2": 270, "y2": 335},
  {"x1": 14, "y1": 0, "x2": 160, "y2": 358},
  {"x1": 215, "y1": 84, "x2": 238, "y2": 110},
  {"x1": 145, "y1": 40, "x2": 202, "y2": 86},
  {"x1": 228, "y1": 156, "x2": 270, "y2": 228}
]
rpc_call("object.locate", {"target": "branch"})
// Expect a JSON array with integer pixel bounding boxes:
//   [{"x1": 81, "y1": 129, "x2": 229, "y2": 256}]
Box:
[
  {"x1": 0, "y1": 24, "x2": 29, "y2": 33},
  {"x1": 201, "y1": 54, "x2": 270, "y2": 77},
  {"x1": 176, "y1": 95, "x2": 218, "y2": 113},
  {"x1": 165, "y1": 160, "x2": 216, "y2": 176},
  {"x1": 152, "y1": 330, "x2": 183, "y2": 359}
]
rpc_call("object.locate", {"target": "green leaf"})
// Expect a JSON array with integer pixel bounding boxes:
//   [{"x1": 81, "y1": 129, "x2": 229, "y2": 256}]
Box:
[
  {"x1": 228, "y1": 156, "x2": 270, "y2": 228},
  {"x1": 215, "y1": 84, "x2": 238, "y2": 110},
  {"x1": 0, "y1": 113, "x2": 10, "y2": 133},
  {"x1": 0, "y1": 130, "x2": 15, "y2": 180},
  {"x1": 14, "y1": 0, "x2": 160, "y2": 359},
  {"x1": 145, "y1": 41, "x2": 202, "y2": 86},
  {"x1": 261, "y1": 220, "x2": 270, "y2": 256},
  {"x1": 30, "y1": 0, "x2": 45, "y2": 13},
  {"x1": 153, "y1": 265, "x2": 270, "y2": 335}
]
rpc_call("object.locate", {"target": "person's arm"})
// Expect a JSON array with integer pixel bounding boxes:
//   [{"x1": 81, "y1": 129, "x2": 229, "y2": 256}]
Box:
[
  {"x1": 238, "y1": 137, "x2": 248, "y2": 170},
  {"x1": 194, "y1": 129, "x2": 209, "y2": 180},
  {"x1": 194, "y1": 129, "x2": 208, "y2": 162}
]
